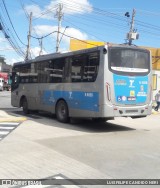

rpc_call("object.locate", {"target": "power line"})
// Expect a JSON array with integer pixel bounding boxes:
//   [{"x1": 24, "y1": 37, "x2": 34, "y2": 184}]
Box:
[
  {"x1": 6, "y1": 0, "x2": 160, "y2": 57},
  {"x1": 2, "y1": 0, "x2": 26, "y2": 46},
  {"x1": 19, "y1": 0, "x2": 48, "y2": 57},
  {"x1": 31, "y1": 30, "x2": 99, "y2": 48},
  {"x1": 0, "y1": 13, "x2": 25, "y2": 58},
  {"x1": 23, "y1": 0, "x2": 160, "y2": 35},
  {"x1": 23, "y1": 0, "x2": 160, "y2": 40},
  {"x1": 31, "y1": 31, "x2": 57, "y2": 40}
]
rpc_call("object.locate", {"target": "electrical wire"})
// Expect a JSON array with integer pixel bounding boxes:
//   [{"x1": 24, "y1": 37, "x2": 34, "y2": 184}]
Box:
[
  {"x1": 0, "y1": 13, "x2": 25, "y2": 58},
  {"x1": 23, "y1": 0, "x2": 160, "y2": 41},
  {"x1": 31, "y1": 30, "x2": 100, "y2": 47},
  {"x1": 2, "y1": 0, "x2": 26, "y2": 46}
]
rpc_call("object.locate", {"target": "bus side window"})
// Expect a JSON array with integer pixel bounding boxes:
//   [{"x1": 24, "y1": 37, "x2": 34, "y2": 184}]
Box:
[
  {"x1": 84, "y1": 52, "x2": 99, "y2": 82},
  {"x1": 71, "y1": 55, "x2": 84, "y2": 82},
  {"x1": 38, "y1": 61, "x2": 50, "y2": 83},
  {"x1": 50, "y1": 58, "x2": 65, "y2": 83}
]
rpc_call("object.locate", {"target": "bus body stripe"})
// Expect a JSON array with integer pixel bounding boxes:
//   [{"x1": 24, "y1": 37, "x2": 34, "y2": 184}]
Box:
[{"x1": 42, "y1": 90, "x2": 99, "y2": 112}]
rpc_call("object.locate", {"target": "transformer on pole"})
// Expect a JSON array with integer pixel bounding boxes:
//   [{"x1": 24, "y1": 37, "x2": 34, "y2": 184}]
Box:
[{"x1": 125, "y1": 9, "x2": 139, "y2": 45}]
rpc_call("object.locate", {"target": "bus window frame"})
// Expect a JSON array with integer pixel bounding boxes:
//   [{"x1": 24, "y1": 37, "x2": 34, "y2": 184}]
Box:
[{"x1": 108, "y1": 47, "x2": 150, "y2": 76}]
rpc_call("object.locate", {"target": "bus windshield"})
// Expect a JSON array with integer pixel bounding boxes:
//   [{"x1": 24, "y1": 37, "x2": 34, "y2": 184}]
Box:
[{"x1": 109, "y1": 47, "x2": 150, "y2": 75}]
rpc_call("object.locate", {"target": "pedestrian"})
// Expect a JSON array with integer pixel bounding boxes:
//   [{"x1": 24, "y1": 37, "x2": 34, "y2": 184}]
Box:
[{"x1": 155, "y1": 90, "x2": 160, "y2": 111}]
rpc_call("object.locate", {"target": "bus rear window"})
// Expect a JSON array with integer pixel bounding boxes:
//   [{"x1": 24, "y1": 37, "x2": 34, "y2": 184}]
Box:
[{"x1": 109, "y1": 48, "x2": 150, "y2": 75}]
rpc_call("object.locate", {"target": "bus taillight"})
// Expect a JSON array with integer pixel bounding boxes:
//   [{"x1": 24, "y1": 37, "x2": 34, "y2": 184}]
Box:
[
  {"x1": 106, "y1": 82, "x2": 111, "y2": 101},
  {"x1": 150, "y1": 84, "x2": 152, "y2": 102}
]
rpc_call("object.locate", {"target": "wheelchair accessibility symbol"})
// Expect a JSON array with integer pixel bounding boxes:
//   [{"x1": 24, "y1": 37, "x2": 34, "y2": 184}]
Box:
[
  {"x1": 117, "y1": 96, "x2": 122, "y2": 101},
  {"x1": 117, "y1": 96, "x2": 127, "y2": 102}
]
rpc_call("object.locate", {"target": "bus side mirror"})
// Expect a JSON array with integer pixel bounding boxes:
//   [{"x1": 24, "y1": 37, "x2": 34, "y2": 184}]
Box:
[{"x1": 103, "y1": 48, "x2": 107, "y2": 54}]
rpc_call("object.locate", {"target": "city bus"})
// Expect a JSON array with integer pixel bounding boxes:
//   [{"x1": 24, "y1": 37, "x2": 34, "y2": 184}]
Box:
[{"x1": 11, "y1": 44, "x2": 152, "y2": 123}]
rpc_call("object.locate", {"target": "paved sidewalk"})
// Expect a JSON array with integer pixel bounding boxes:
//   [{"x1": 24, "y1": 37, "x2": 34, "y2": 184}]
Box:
[
  {"x1": 152, "y1": 109, "x2": 160, "y2": 115},
  {"x1": 0, "y1": 109, "x2": 159, "y2": 184},
  {"x1": 0, "y1": 110, "x2": 111, "y2": 182}
]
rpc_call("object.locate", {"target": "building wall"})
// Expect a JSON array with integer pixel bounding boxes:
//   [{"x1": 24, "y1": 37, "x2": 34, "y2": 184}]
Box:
[
  {"x1": 143, "y1": 47, "x2": 160, "y2": 70},
  {"x1": 70, "y1": 39, "x2": 105, "y2": 51}
]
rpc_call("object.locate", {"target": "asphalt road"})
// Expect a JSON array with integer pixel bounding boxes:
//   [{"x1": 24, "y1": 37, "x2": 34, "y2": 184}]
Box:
[
  {"x1": 0, "y1": 91, "x2": 160, "y2": 187},
  {"x1": 0, "y1": 90, "x2": 12, "y2": 109}
]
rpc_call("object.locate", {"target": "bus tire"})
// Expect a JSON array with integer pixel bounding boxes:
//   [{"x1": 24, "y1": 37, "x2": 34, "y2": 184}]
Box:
[
  {"x1": 22, "y1": 97, "x2": 30, "y2": 114},
  {"x1": 56, "y1": 100, "x2": 70, "y2": 123}
]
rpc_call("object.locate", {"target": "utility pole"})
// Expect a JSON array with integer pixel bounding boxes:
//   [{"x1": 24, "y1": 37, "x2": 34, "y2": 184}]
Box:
[
  {"x1": 39, "y1": 37, "x2": 43, "y2": 56},
  {"x1": 55, "y1": 3, "x2": 63, "y2": 52},
  {"x1": 129, "y1": 9, "x2": 136, "y2": 45},
  {"x1": 25, "y1": 12, "x2": 32, "y2": 61},
  {"x1": 125, "y1": 9, "x2": 139, "y2": 45}
]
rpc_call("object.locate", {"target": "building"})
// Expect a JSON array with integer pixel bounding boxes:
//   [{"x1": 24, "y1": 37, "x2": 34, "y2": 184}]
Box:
[{"x1": 0, "y1": 56, "x2": 12, "y2": 73}]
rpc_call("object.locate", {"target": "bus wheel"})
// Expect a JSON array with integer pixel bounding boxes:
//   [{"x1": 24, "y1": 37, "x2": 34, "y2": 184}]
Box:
[
  {"x1": 56, "y1": 100, "x2": 70, "y2": 123},
  {"x1": 22, "y1": 97, "x2": 30, "y2": 114}
]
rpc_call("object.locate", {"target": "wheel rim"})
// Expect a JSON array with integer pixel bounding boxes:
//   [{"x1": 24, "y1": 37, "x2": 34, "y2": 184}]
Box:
[
  {"x1": 61, "y1": 105, "x2": 65, "y2": 115},
  {"x1": 23, "y1": 99, "x2": 28, "y2": 113},
  {"x1": 56, "y1": 100, "x2": 69, "y2": 123},
  {"x1": 58, "y1": 103, "x2": 66, "y2": 118}
]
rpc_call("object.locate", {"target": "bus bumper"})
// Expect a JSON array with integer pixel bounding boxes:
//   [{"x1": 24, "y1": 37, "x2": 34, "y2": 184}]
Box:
[
  {"x1": 102, "y1": 103, "x2": 152, "y2": 118},
  {"x1": 113, "y1": 104, "x2": 152, "y2": 117}
]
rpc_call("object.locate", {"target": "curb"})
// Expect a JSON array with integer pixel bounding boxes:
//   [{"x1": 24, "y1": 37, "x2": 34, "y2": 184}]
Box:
[
  {"x1": 0, "y1": 117, "x2": 27, "y2": 122},
  {"x1": 152, "y1": 111, "x2": 160, "y2": 115}
]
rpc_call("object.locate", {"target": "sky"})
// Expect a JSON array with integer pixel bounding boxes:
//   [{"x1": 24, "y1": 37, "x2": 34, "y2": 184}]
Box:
[{"x1": 0, "y1": 0, "x2": 160, "y2": 65}]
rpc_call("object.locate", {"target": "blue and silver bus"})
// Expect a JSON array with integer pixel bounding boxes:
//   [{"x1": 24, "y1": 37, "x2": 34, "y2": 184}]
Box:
[{"x1": 11, "y1": 44, "x2": 152, "y2": 123}]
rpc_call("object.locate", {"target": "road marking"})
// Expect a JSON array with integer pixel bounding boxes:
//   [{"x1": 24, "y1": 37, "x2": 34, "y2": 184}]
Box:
[
  {"x1": 0, "y1": 126, "x2": 15, "y2": 129},
  {"x1": 0, "y1": 131, "x2": 10, "y2": 135},
  {"x1": 0, "y1": 122, "x2": 19, "y2": 125},
  {"x1": 0, "y1": 117, "x2": 27, "y2": 123},
  {"x1": 0, "y1": 122, "x2": 20, "y2": 141}
]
